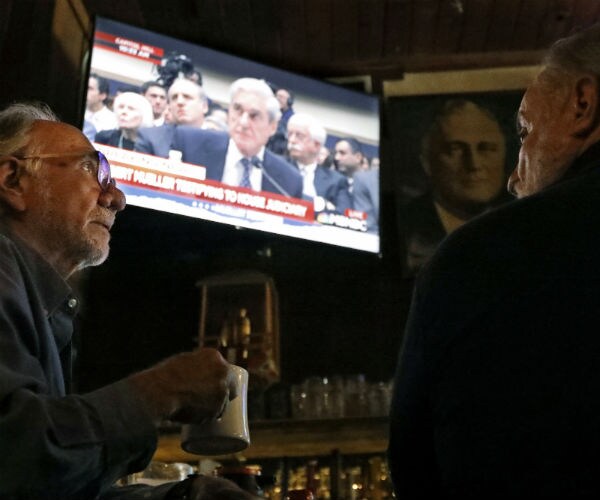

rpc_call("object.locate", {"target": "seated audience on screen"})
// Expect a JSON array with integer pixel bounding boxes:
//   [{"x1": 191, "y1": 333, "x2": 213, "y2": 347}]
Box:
[
  {"x1": 203, "y1": 106, "x2": 229, "y2": 132},
  {"x1": 400, "y1": 99, "x2": 507, "y2": 275},
  {"x1": 135, "y1": 78, "x2": 208, "y2": 158},
  {"x1": 203, "y1": 116, "x2": 228, "y2": 132},
  {"x1": 141, "y1": 81, "x2": 168, "y2": 126},
  {"x1": 85, "y1": 73, "x2": 117, "y2": 134},
  {"x1": 114, "y1": 84, "x2": 139, "y2": 96},
  {"x1": 171, "y1": 77, "x2": 303, "y2": 198},
  {"x1": 353, "y1": 166, "x2": 380, "y2": 233},
  {"x1": 334, "y1": 137, "x2": 364, "y2": 180},
  {"x1": 389, "y1": 23, "x2": 600, "y2": 498},
  {"x1": 266, "y1": 87, "x2": 295, "y2": 155},
  {"x1": 0, "y1": 102, "x2": 254, "y2": 500},
  {"x1": 318, "y1": 146, "x2": 334, "y2": 169},
  {"x1": 83, "y1": 119, "x2": 97, "y2": 142},
  {"x1": 360, "y1": 155, "x2": 371, "y2": 171},
  {"x1": 286, "y1": 112, "x2": 351, "y2": 214},
  {"x1": 95, "y1": 92, "x2": 154, "y2": 150}
]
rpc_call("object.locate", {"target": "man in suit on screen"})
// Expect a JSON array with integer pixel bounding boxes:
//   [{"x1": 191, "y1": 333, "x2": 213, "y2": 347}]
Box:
[
  {"x1": 286, "y1": 112, "x2": 352, "y2": 213},
  {"x1": 171, "y1": 77, "x2": 303, "y2": 199},
  {"x1": 135, "y1": 78, "x2": 209, "y2": 158}
]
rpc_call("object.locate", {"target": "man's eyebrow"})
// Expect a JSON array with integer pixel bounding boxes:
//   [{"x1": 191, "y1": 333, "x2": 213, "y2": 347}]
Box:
[
  {"x1": 515, "y1": 110, "x2": 529, "y2": 131},
  {"x1": 79, "y1": 151, "x2": 98, "y2": 161}
]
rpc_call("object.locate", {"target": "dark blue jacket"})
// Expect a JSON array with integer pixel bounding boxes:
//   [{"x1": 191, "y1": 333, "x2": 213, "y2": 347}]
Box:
[{"x1": 171, "y1": 127, "x2": 303, "y2": 199}]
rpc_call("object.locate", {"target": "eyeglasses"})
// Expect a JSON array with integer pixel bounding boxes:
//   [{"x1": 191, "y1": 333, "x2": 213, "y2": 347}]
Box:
[{"x1": 17, "y1": 150, "x2": 114, "y2": 191}]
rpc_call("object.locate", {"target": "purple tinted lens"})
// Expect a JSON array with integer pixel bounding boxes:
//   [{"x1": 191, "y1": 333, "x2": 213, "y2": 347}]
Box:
[{"x1": 97, "y1": 151, "x2": 112, "y2": 190}]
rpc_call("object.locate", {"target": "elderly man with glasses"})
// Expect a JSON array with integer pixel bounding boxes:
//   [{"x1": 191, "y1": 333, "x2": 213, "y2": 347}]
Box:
[{"x1": 0, "y1": 103, "x2": 253, "y2": 499}]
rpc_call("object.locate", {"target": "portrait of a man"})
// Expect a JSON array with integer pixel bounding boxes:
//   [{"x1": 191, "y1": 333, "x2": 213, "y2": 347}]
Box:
[{"x1": 390, "y1": 92, "x2": 522, "y2": 276}]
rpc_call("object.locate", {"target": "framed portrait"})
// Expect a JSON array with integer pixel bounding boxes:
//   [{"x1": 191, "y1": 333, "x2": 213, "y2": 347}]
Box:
[{"x1": 383, "y1": 67, "x2": 534, "y2": 277}]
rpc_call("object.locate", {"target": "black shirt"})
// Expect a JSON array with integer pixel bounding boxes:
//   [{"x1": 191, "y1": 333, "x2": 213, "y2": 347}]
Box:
[{"x1": 389, "y1": 144, "x2": 600, "y2": 497}]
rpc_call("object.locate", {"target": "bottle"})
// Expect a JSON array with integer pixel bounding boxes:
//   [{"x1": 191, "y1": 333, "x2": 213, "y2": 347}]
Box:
[
  {"x1": 219, "y1": 315, "x2": 237, "y2": 364},
  {"x1": 216, "y1": 465, "x2": 264, "y2": 497},
  {"x1": 305, "y1": 460, "x2": 319, "y2": 498},
  {"x1": 285, "y1": 490, "x2": 314, "y2": 500},
  {"x1": 236, "y1": 308, "x2": 251, "y2": 367}
]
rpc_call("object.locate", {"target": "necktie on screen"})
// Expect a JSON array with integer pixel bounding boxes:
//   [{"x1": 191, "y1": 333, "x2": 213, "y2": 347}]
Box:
[{"x1": 239, "y1": 157, "x2": 252, "y2": 188}]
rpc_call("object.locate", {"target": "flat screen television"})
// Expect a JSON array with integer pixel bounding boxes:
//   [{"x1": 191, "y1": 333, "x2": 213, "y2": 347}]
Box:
[{"x1": 84, "y1": 17, "x2": 380, "y2": 253}]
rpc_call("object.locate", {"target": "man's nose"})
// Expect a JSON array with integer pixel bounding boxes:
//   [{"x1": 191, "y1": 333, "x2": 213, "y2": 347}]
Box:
[
  {"x1": 462, "y1": 146, "x2": 480, "y2": 171},
  {"x1": 239, "y1": 111, "x2": 250, "y2": 126},
  {"x1": 507, "y1": 168, "x2": 520, "y2": 197},
  {"x1": 99, "y1": 182, "x2": 126, "y2": 212}
]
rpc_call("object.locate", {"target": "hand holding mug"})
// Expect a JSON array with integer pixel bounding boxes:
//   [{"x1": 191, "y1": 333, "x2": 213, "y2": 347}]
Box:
[
  {"x1": 181, "y1": 365, "x2": 250, "y2": 455},
  {"x1": 128, "y1": 348, "x2": 237, "y2": 425}
]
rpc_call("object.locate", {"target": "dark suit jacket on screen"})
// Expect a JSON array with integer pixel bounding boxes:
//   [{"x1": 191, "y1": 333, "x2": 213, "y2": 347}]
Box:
[
  {"x1": 352, "y1": 168, "x2": 379, "y2": 233},
  {"x1": 171, "y1": 126, "x2": 303, "y2": 198},
  {"x1": 95, "y1": 129, "x2": 135, "y2": 151},
  {"x1": 134, "y1": 124, "x2": 177, "y2": 158},
  {"x1": 292, "y1": 162, "x2": 352, "y2": 214},
  {"x1": 313, "y1": 165, "x2": 352, "y2": 213}
]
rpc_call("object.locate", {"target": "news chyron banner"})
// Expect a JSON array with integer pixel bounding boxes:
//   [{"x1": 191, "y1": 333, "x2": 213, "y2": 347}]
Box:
[
  {"x1": 96, "y1": 144, "x2": 315, "y2": 223},
  {"x1": 93, "y1": 31, "x2": 164, "y2": 65}
]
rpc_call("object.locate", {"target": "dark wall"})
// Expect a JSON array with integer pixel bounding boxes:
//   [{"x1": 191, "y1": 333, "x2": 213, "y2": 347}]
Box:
[
  {"x1": 0, "y1": 0, "x2": 90, "y2": 124},
  {"x1": 75, "y1": 203, "x2": 411, "y2": 391}
]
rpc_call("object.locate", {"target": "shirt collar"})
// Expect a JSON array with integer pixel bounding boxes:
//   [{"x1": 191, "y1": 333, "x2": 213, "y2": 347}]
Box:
[
  {"x1": 297, "y1": 161, "x2": 318, "y2": 174},
  {"x1": 0, "y1": 226, "x2": 75, "y2": 319},
  {"x1": 228, "y1": 139, "x2": 265, "y2": 163}
]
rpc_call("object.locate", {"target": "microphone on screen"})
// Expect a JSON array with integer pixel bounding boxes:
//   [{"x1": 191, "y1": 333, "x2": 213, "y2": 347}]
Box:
[{"x1": 251, "y1": 157, "x2": 292, "y2": 198}]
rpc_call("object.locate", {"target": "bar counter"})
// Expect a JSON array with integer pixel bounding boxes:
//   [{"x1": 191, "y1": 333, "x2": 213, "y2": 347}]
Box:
[{"x1": 154, "y1": 416, "x2": 389, "y2": 462}]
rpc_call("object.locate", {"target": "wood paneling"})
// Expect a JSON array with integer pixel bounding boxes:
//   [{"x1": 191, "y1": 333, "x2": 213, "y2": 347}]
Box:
[
  {"x1": 278, "y1": 0, "x2": 307, "y2": 69},
  {"x1": 72, "y1": 0, "x2": 600, "y2": 79}
]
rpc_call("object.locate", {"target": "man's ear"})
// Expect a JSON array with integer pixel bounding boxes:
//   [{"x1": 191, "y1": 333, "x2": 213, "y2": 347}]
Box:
[
  {"x1": 0, "y1": 157, "x2": 27, "y2": 212},
  {"x1": 572, "y1": 75, "x2": 600, "y2": 137}
]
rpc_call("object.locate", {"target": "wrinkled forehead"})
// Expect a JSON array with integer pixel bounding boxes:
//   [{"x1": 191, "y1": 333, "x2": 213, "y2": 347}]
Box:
[
  {"x1": 28, "y1": 120, "x2": 93, "y2": 154},
  {"x1": 232, "y1": 89, "x2": 267, "y2": 108},
  {"x1": 168, "y1": 80, "x2": 201, "y2": 99},
  {"x1": 115, "y1": 94, "x2": 142, "y2": 109},
  {"x1": 445, "y1": 104, "x2": 500, "y2": 128},
  {"x1": 287, "y1": 121, "x2": 309, "y2": 134},
  {"x1": 438, "y1": 107, "x2": 504, "y2": 143}
]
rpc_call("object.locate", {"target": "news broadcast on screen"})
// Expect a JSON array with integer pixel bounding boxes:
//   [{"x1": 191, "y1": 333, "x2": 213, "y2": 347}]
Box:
[{"x1": 85, "y1": 17, "x2": 380, "y2": 253}]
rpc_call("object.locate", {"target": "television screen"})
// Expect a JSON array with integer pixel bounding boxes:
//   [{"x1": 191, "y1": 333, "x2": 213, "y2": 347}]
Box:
[{"x1": 84, "y1": 17, "x2": 380, "y2": 253}]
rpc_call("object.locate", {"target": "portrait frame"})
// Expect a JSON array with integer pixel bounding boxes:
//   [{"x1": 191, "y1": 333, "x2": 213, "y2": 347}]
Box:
[{"x1": 382, "y1": 65, "x2": 538, "y2": 276}]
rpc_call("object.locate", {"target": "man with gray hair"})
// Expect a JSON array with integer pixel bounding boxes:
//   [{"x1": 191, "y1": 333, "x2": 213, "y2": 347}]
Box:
[
  {"x1": 172, "y1": 77, "x2": 303, "y2": 198},
  {"x1": 390, "y1": 23, "x2": 600, "y2": 498},
  {"x1": 287, "y1": 112, "x2": 351, "y2": 213},
  {"x1": 0, "y1": 102, "x2": 254, "y2": 499}
]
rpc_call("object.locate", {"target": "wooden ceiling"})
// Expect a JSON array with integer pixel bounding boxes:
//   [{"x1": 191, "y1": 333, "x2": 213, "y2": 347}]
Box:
[{"x1": 80, "y1": 0, "x2": 600, "y2": 86}]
